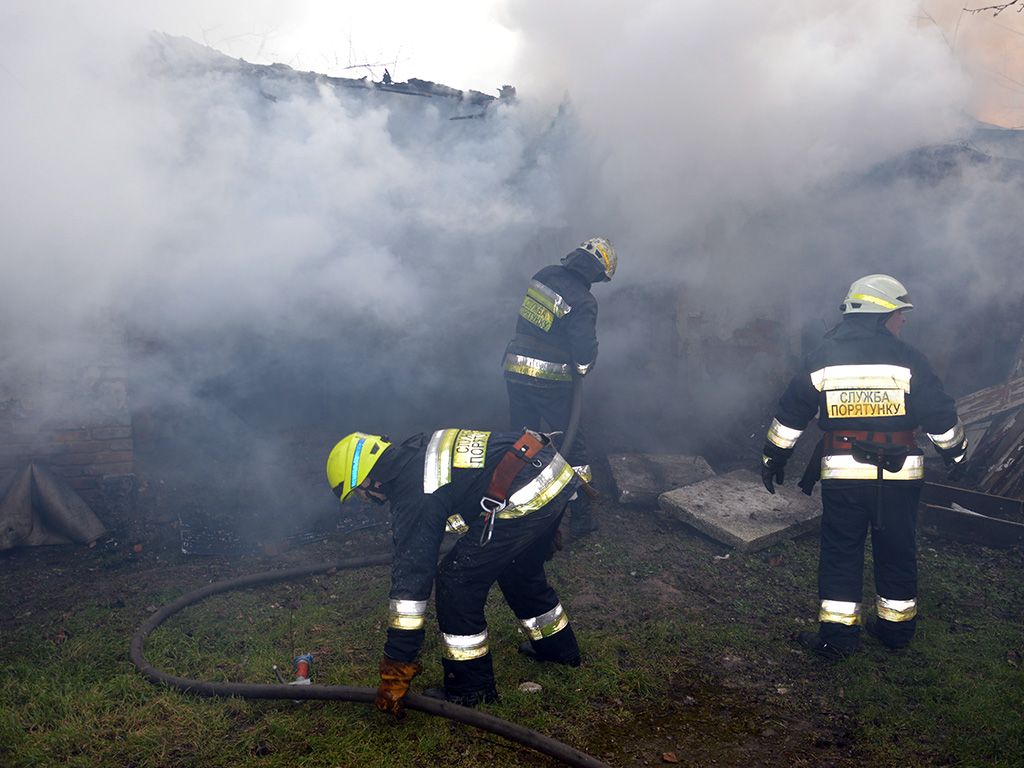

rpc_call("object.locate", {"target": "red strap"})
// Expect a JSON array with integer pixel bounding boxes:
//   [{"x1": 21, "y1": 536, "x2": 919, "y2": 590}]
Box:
[
  {"x1": 485, "y1": 431, "x2": 546, "y2": 504},
  {"x1": 825, "y1": 430, "x2": 916, "y2": 451}
]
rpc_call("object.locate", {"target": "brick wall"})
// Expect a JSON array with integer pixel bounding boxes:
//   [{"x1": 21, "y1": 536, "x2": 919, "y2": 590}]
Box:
[{"x1": 0, "y1": 363, "x2": 137, "y2": 532}]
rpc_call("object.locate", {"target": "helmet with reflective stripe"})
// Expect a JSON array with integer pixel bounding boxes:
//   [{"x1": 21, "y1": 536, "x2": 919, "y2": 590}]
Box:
[
  {"x1": 326, "y1": 432, "x2": 391, "y2": 502},
  {"x1": 840, "y1": 274, "x2": 913, "y2": 314},
  {"x1": 579, "y1": 237, "x2": 617, "y2": 281}
]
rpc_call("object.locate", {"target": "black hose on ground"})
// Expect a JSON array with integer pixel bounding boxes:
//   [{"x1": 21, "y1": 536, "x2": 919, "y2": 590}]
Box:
[{"x1": 129, "y1": 554, "x2": 612, "y2": 768}]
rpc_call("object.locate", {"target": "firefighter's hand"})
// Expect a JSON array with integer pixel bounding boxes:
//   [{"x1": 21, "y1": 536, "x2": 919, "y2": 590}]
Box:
[
  {"x1": 942, "y1": 440, "x2": 969, "y2": 483},
  {"x1": 375, "y1": 657, "x2": 422, "y2": 718},
  {"x1": 761, "y1": 455, "x2": 785, "y2": 494}
]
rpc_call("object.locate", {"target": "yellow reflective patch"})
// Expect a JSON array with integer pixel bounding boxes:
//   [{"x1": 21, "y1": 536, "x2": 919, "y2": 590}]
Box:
[
  {"x1": 453, "y1": 430, "x2": 489, "y2": 469},
  {"x1": 825, "y1": 389, "x2": 906, "y2": 418},
  {"x1": 519, "y1": 296, "x2": 554, "y2": 331}
]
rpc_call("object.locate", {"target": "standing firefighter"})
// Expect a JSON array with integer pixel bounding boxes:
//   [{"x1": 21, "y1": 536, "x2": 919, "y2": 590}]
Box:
[
  {"x1": 760, "y1": 274, "x2": 967, "y2": 659},
  {"x1": 326, "y1": 428, "x2": 583, "y2": 714},
  {"x1": 502, "y1": 237, "x2": 617, "y2": 539}
]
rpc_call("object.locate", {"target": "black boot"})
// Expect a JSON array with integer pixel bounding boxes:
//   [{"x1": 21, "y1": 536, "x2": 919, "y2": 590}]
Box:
[
  {"x1": 865, "y1": 617, "x2": 913, "y2": 650},
  {"x1": 796, "y1": 631, "x2": 856, "y2": 661},
  {"x1": 517, "y1": 625, "x2": 582, "y2": 667},
  {"x1": 567, "y1": 498, "x2": 598, "y2": 540},
  {"x1": 423, "y1": 685, "x2": 498, "y2": 707}
]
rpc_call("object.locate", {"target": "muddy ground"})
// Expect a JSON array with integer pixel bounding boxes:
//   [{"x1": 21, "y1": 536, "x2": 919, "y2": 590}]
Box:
[{"x1": 1, "y1": 483, "x2": 1021, "y2": 767}]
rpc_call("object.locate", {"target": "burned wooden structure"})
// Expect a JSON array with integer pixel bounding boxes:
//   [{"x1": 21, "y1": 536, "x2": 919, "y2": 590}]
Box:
[{"x1": 921, "y1": 373, "x2": 1024, "y2": 548}]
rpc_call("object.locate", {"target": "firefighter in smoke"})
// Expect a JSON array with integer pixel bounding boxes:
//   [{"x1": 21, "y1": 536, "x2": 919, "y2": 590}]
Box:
[
  {"x1": 326, "y1": 428, "x2": 583, "y2": 714},
  {"x1": 502, "y1": 237, "x2": 617, "y2": 539},
  {"x1": 760, "y1": 274, "x2": 968, "y2": 659}
]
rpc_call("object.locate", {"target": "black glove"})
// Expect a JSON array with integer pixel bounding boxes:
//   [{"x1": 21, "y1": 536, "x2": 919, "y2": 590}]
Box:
[
  {"x1": 941, "y1": 440, "x2": 969, "y2": 483},
  {"x1": 761, "y1": 454, "x2": 786, "y2": 494}
]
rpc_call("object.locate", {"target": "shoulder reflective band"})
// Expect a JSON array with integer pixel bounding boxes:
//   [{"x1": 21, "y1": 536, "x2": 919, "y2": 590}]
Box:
[
  {"x1": 819, "y1": 599, "x2": 861, "y2": 626},
  {"x1": 424, "y1": 429, "x2": 460, "y2": 492},
  {"x1": 526, "y1": 280, "x2": 572, "y2": 317},
  {"x1": 876, "y1": 596, "x2": 917, "y2": 622},
  {"x1": 927, "y1": 420, "x2": 965, "y2": 451},
  {"x1": 440, "y1": 630, "x2": 489, "y2": 661},
  {"x1": 351, "y1": 438, "x2": 366, "y2": 491},
  {"x1": 767, "y1": 418, "x2": 803, "y2": 450},
  {"x1": 520, "y1": 603, "x2": 569, "y2": 641},
  {"x1": 848, "y1": 292, "x2": 899, "y2": 310},
  {"x1": 821, "y1": 453, "x2": 924, "y2": 480},
  {"x1": 498, "y1": 454, "x2": 575, "y2": 519},
  {"x1": 503, "y1": 353, "x2": 572, "y2": 382},
  {"x1": 810, "y1": 364, "x2": 912, "y2": 392},
  {"x1": 389, "y1": 599, "x2": 428, "y2": 630}
]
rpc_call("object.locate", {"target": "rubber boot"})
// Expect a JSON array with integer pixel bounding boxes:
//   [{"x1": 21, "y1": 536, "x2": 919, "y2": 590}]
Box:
[
  {"x1": 440, "y1": 653, "x2": 499, "y2": 707},
  {"x1": 423, "y1": 686, "x2": 498, "y2": 707},
  {"x1": 517, "y1": 624, "x2": 581, "y2": 667},
  {"x1": 567, "y1": 497, "x2": 598, "y2": 540},
  {"x1": 796, "y1": 631, "x2": 857, "y2": 661},
  {"x1": 865, "y1": 616, "x2": 914, "y2": 650}
]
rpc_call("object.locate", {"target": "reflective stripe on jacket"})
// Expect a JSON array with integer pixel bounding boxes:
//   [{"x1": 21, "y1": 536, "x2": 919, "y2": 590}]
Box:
[{"x1": 764, "y1": 315, "x2": 960, "y2": 481}]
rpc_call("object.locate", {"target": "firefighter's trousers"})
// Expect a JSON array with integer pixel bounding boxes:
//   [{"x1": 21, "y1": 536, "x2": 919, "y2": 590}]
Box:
[
  {"x1": 818, "y1": 480, "x2": 922, "y2": 651},
  {"x1": 435, "y1": 491, "x2": 580, "y2": 700},
  {"x1": 507, "y1": 380, "x2": 593, "y2": 528}
]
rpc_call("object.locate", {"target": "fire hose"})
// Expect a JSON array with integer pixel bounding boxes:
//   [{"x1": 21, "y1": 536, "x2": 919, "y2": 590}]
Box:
[{"x1": 129, "y1": 553, "x2": 612, "y2": 768}]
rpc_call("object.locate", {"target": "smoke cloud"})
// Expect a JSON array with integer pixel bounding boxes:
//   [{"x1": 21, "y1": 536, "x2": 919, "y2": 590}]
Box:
[{"x1": 1, "y1": 1, "x2": 1022, "y2": 536}]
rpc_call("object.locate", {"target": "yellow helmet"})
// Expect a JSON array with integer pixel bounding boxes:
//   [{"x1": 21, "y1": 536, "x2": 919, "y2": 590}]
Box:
[
  {"x1": 579, "y1": 237, "x2": 617, "y2": 281},
  {"x1": 326, "y1": 432, "x2": 391, "y2": 502}
]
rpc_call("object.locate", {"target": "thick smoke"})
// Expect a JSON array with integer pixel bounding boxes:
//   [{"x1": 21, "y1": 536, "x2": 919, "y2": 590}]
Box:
[{"x1": 1, "y1": 2, "x2": 1022, "y2": 537}]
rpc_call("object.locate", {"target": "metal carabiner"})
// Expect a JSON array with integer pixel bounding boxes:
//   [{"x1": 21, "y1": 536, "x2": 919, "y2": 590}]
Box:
[{"x1": 479, "y1": 496, "x2": 506, "y2": 546}]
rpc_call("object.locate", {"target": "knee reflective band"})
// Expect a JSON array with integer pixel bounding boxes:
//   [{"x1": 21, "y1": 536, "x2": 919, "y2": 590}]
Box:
[
  {"x1": 876, "y1": 596, "x2": 917, "y2": 622},
  {"x1": 766, "y1": 418, "x2": 803, "y2": 450},
  {"x1": 389, "y1": 599, "x2": 428, "y2": 631},
  {"x1": 521, "y1": 603, "x2": 569, "y2": 641},
  {"x1": 442, "y1": 630, "x2": 490, "y2": 661},
  {"x1": 819, "y1": 599, "x2": 862, "y2": 626}
]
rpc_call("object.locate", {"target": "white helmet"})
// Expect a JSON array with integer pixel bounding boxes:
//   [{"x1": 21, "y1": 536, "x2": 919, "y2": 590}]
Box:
[
  {"x1": 840, "y1": 274, "x2": 914, "y2": 314},
  {"x1": 579, "y1": 237, "x2": 617, "y2": 281}
]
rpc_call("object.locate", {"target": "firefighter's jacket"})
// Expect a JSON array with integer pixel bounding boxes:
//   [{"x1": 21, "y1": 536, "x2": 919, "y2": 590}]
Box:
[
  {"x1": 765, "y1": 315, "x2": 964, "y2": 481},
  {"x1": 503, "y1": 256, "x2": 600, "y2": 387},
  {"x1": 373, "y1": 429, "x2": 579, "y2": 662}
]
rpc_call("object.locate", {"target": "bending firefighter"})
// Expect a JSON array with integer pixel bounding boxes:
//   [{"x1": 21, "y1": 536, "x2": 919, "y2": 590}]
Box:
[
  {"x1": 326, "y1": 428, "x2": 583, "y2": 715},
  {"x1": 760, "y1": 274, "x2": 967, "y2": 659},
  {"x1": 502, "y1": 237, "x2": 617, "y2": 538}
]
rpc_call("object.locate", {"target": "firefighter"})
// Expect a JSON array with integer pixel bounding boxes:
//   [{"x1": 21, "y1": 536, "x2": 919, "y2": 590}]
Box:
[
  {"x1": 760, "y1": 274, "x2": 967, "y2": 659},
  {"x1": 502, "y1": 237, "x2": 617, "y2": 539},
  {"x1": 326, "y1": 428, "x2": 583, "y2": 715}
]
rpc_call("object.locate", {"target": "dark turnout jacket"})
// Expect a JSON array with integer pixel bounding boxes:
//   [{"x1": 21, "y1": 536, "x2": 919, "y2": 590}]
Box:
[
  {"x1": 503, "y1": 251, "x2": 603, "y2": 386},
  {"x1": 765, "y1": 315, "x2": 963, "y2": 481}
]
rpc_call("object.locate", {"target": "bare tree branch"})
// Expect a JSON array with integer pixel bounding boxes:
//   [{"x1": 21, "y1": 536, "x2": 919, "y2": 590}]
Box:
[{"x1": 964, "y1": 0, "x2": 1024, "y2": 15}]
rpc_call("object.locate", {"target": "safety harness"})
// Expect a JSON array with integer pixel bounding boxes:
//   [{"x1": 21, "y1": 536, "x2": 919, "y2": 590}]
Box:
[{"x1": 478, "y1": 430, "x2": 548, "y2": 545}]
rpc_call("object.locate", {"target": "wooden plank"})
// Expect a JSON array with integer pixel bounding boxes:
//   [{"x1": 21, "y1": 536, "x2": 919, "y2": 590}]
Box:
[
  {"x1": 956, "y1": 376, "x2": 1024, "y2": 425},
  {"x1": 919, "y1": 504, "x2": 1024, "y2": 549},
  {"x1": 920, "y1": 482, "x2": 1024, "y2": 523}
]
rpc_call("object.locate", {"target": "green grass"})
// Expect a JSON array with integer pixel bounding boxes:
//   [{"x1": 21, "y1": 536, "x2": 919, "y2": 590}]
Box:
[{"x1": 1, "y1": 513, "x2": 1022, "y2": 767}]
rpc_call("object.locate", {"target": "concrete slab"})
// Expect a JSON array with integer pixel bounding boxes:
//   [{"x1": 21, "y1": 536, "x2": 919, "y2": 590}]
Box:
[
  {"x1": 658, "y1": 469, "x2": 821, "y2": 552},
  {"x1": 608, "y1": 453, "x2": 716, "y2": 507}
]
